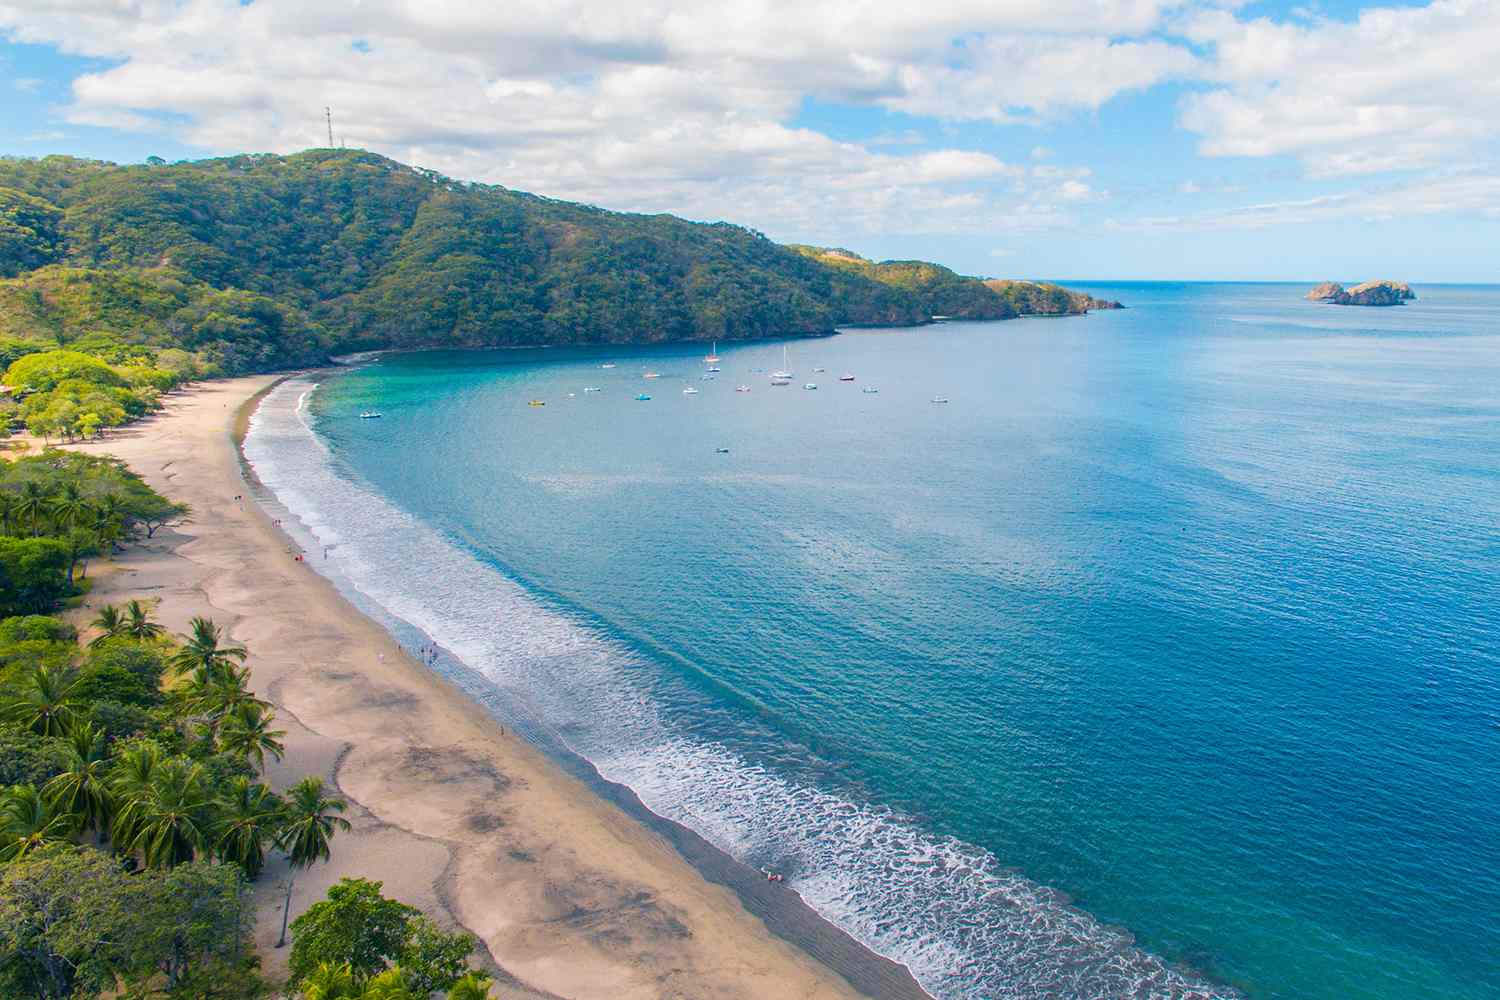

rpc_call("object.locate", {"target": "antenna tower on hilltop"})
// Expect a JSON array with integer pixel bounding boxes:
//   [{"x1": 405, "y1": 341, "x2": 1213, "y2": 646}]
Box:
[{"x1": 325, "y1": 107, "x2": 334, "y2": 147}]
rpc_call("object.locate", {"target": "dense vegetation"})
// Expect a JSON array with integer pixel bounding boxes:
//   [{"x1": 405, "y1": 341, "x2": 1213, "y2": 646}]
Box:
[
  {"x1": 0, "y1": 451, "x2": 495, "y2": 998},
  {"x1": 789, "y1": 245, "x2": 1123, "y2": 320},
  {"x1": 0, "y1": 150, "x2": 1115, "y2": 384}
]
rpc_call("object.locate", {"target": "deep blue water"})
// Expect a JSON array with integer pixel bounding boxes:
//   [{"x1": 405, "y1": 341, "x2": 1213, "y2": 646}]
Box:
[{"x1": 245, "y1": 283, "x2": 1500, "y2": 1000}]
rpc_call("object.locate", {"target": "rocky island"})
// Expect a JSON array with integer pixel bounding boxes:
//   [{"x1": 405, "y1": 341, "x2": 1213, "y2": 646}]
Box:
[{"x1": 1306, "y1": 280, "x2": 1416, "y2": 306}]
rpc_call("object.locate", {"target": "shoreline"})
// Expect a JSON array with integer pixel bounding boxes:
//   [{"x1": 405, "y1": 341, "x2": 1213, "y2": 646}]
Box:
[{"x1": 68, "y1": 377, "x2": 932, "y2": 1000}]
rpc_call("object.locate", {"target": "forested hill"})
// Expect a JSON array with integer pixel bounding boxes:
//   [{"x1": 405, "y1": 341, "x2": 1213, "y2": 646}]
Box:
[{"x1": 0, "y1": 149, "x2": 1113, "y2": 374}]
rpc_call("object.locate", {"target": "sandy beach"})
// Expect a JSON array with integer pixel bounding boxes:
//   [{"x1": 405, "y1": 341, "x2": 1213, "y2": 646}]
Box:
[{"x1": 64, "y1": 377, "x2": 930, "y2": 1000}]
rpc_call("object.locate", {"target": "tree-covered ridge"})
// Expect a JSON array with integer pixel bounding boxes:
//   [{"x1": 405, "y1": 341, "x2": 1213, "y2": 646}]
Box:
[
  {"x1": 982, "y1": 279, "x2": 1123, "y2": 316},
  {"x1": 0, "y1": 150, "x2": 1114, "y2": 377},
  {"x1": 0, "y1": 265, "x2": 330, "y2": 372},
  {"x1": 788, "y1": 245, "x2": 1121, "y2": 320}
]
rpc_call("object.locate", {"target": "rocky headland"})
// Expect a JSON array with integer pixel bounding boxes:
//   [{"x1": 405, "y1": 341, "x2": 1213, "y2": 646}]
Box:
[{"x1": 1306, "y1": 280, "x2": 1416, "y2": 306}]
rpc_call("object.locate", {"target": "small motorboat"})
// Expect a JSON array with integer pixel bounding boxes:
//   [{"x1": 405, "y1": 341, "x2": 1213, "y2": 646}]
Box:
[
  {"x1": 683, "y1": 387, "x2": 700, "y2": 395},
  {"x1": 771, "y1": 377, "x2": 791, "y2": 386},
  {"x1": 635, "y1": 393, "x2": 652, "y2": 401},
  {"x1": 862, "y1": 386, "x2": 879, "y2": 394},
  {"x1": 735, "y1": 385, "x2": 751, "y2": 393},
  {"x1": 643, "y1": 371, "x2": 661, "y2": 379},
  {"x1": 359, "y1": 411, "x2": 383, "y2": 419},
  {"x1": 584, "y1": 386, "x2": 602, "y2": 393},
  {"x1": 706, "y1": 365, "x2": 722, "y2": 373},
  {"x1": 839, "y1": 374, "x2": 855, "y2": 381},
  {"x1": 931, "y1": 396, "x2": 950, "y2": 404},
  {"x1": 528, "y1": 400, "x2": 545, "y2": 407},
  {"x1": 813, "y1": 367, "x2": 826, "y2": 373},
  {"x1": 601, "y1": 363, "x2": 617, "y2": 369},
  {"x1": 803, "y1": 382, "x2": 818, "y2": 390},
  {"x1": 566, "y1": 392, "x2": 576, "y2": 398},
  {"x1": 716, "y1": 447, "x2": 730, "y2": 454},
  {"x1": 701, "y1": 374, "x2": 717, "y2": 380}
]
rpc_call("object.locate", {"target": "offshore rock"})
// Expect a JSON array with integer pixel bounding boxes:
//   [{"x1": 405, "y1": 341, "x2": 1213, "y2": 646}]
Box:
[{"x1": 1306, "y1": 280, "x2": 1416, "y2": 306}]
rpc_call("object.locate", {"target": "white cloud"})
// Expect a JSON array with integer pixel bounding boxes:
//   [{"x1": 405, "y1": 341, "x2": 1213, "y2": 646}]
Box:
[
  {"x1": 0, "y1": 0, "x2": 1197, "y2": 238},
  {"x1": 1180, "y1": 0, "x2": 1500, "y2": 176},
  {"x1": 13, "y1": 76, "x2": 41, "y2": 92},
  {"x1": 883, "y1": 34, "x2": 1198, "y2": 122},
  {"x1": 1115, "y1": 169, "x2": 1500, "y2": 230}
]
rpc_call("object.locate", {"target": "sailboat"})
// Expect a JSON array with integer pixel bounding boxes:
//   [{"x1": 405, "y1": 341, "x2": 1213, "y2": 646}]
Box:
[
  {"x1": 771, "y1": 344, "x2": 793, "y2": 380},
  {"x1": 705, "y1": 341, "x2": 721, "y2": 363}
]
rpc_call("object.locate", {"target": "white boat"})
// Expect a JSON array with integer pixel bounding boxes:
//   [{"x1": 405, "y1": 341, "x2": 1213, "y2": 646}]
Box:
[
  {"x1": 862, "y1": 387, "x2": 879, "y2": 394},
  {"x1": 584, "y1": 386, "x2": 602, "y2": 393},
  {"x1": 803, "y1": 382, "x2": 818, "y2": 390},
  {"x1": 706, "y1": 366, "x2": 722, "y2": 373},
  {"x1": 931, "y1": 396, "x2": 950, "y2": 404},
  {"x1": 839, "y1": 374, "x2": 855, "y2": 382},
  {"x1": 705, "y1": 341, "x2": 721, "y2": 363},
  {"x1": 601, "y1": 363, "x2": 617, "y2": 369},
  {"x1": 771, "y1": 344, "x2": 793, "y2": 380},
  {"x1": 643, "y1": 371, "x2": 661, "y2": 379},
  {"x1": 683, "y1": 387, "x2": 699, "y2": 395},
  {"x1": 770, "y1": 377, "x2": 791, "y2": 386},
  {"x1": 813, "y1": 367, "x2": 826, "y2": 373},
  {"x1": 735, "y1": 385, "x2": 751, "y2": 393},
  {"x1": 359, "y1": 411, "x2": 383, "y2": 419}
]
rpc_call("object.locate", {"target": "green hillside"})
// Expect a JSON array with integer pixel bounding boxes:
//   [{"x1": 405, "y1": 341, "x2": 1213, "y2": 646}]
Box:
[
  {"x1": 788, "y1": 245, "x2": 1121, "y2": 321},
  {"x1": 0, "y1": 150, "x2": 1116, "y2": 384}
]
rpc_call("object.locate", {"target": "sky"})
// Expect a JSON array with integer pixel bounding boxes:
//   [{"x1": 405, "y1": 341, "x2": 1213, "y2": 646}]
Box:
[{"x1": 1, "y1": 0, "x2": 1497, "y2": 282}]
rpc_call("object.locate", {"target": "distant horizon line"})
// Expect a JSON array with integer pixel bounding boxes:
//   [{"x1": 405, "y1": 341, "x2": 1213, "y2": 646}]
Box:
[{"x1": 1036, "y1": 279, "x2": 1500, "y2": 287}]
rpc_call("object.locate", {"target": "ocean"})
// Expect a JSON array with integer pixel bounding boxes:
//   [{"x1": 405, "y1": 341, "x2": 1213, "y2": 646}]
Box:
[{"x1": 243, "y1": 283, "x2": 1500, "y2": 1000}]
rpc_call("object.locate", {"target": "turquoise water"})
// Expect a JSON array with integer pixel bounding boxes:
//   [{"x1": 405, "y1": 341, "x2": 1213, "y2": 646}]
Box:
[{"x1": 245, "y1": 284, "x2": 1500, "y2": 1000}]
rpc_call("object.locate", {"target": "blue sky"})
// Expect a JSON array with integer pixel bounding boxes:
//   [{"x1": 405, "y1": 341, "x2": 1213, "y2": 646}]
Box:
[{"x1": 2, "y1": 0, "x2": 1497, "y2": 281}]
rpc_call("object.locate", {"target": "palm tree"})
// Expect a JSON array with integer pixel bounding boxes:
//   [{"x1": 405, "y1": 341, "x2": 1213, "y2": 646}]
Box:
[
  {"x1": 360, "y1": 967, "x2": 416, "y2": 1000},
  {"x1": 90, "y1": 504, "x2": 123, "y2": 553},
  {"x1": 274, "y1": 776, "x2": 350, "y2": 947},
  {"x1": 213, "y1": 776, "x2": 283, "y2": 879},
  {"x1": 123, "y1": 756, "x2": 213, "y2": 868},
  {"x1": 49, "y1": 481, "x2": 93, "y2": 533},
  {"x1": 217, "y1": 701, "x2": 285, "y2": 772},
  {"x1": 0, "y1": 665, "x2": 82, "y2": 736},
  {"x1": 42, "y1": 723, "x2": 114, "y2": 842},
  {"x1": 171, "y1": 616, "x2": 247, "y2": 684},
  {"x1": 446, "y1": 971, "x2": 494, "y2": 1000},
  {"x1": 0, "y1": 488, "x2": 18, "y2": 535},
  {"x1": 88, "y1": 603, "x2": 126, "y2": 647},
  {"x1": 123, "y1": 599, "x2": 165, "y2": 641},
  {"x1": 108, "y1": 739, "x2": 163, "y2": 848},
  {"x1": 180, "y1": 666, "x2": 269, "y2": 740},
  {"x1": 0, "y1": 784, "x2": 78, "y2": 862},
  {"x1": 299, "y1": 962, "x2": 359, "y2": 1000},
  {"x1": 14, "y1": 481, "x2": 50, "y2": 537}
]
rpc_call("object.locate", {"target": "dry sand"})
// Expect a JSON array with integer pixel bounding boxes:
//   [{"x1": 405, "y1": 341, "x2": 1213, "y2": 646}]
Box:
[{"x1": 65, "y1": 377, "x2": 930, "y2": 1000}]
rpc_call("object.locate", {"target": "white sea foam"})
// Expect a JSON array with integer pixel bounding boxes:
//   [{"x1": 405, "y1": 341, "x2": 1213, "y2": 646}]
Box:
[{"x1": 245, "y1": 377, "x2": 1234, "y2": 1000}]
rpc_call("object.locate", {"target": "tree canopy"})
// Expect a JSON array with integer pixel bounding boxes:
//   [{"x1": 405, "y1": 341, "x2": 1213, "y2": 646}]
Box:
[{"x1": 0, "y1": 150, "x2": 1115, "y2": 383}]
